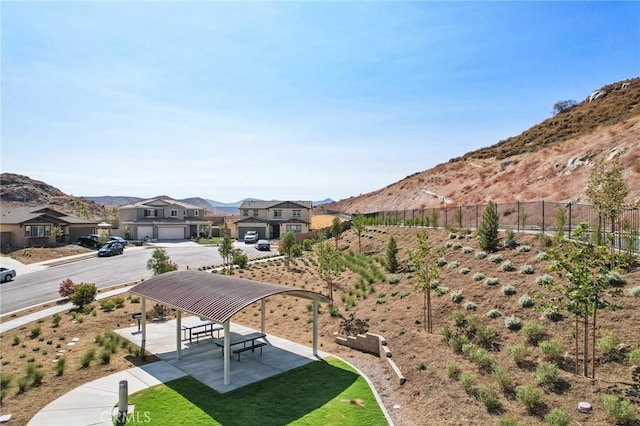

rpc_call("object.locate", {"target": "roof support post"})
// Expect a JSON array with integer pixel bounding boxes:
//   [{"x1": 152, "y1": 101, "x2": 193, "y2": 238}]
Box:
[
  {"x1": 223, "y1": 320, "x2": 231, "y2": 386},
  {"x1": 176, "y1": 311, "x2": 182, "y2": 360},
  {"x1": 141, "y1": 297, "x2": 147, "y2": 354},
  {"x1": 260, "y1": 299, "x2": 266, "y2": 333},
  {"x1": 312, "y1": 299, "x2": 319, "y2": 356}
]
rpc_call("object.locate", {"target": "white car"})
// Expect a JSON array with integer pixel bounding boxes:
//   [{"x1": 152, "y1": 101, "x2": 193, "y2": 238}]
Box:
[
  {"x1": 243, "y1": 231, "x2": 259, "y2": 243},
  {"x1": 1, "y1": 267, "x2": 16, "y2": 282}
]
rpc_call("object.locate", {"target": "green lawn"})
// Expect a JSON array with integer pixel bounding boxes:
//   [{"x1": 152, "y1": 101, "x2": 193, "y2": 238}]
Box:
[{"x1": 125, "y1": 358, "x2": 388, "y2": 425}]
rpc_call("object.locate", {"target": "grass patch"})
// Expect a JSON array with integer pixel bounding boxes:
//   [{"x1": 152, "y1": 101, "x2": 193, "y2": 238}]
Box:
[{"x1": 126, "y1": 358, "x2": 386, "y2": 425}]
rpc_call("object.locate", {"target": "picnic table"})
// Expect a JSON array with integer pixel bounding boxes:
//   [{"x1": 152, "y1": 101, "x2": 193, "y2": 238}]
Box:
[
  {"x1": 213, "y1": 332, "x2": 267, "y2": 360},
  {"x1": 182, "y1": 321, "x2": 223, "y2": 343}
]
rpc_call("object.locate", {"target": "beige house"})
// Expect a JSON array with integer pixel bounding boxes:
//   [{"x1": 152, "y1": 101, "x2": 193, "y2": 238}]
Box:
[
  {"x1": 119, "y1": 197, "x2": 212, "y2": 241},
  {"x1": 0, "y1": 206, "x2": 99, "y2": 248},
  {"x1": 235, "y1": 200, "x2": 312, "y2": 240}
]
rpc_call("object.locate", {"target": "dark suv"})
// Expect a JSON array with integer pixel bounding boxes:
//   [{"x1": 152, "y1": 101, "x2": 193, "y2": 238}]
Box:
[{"x1": 78, "y1": 234, "x2": 104, "y2": 248}]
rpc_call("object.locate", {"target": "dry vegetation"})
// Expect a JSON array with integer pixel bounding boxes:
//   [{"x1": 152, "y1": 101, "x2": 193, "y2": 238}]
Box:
[{"x1": 2, "y1": 226, "x2": 639, "y2": 425}]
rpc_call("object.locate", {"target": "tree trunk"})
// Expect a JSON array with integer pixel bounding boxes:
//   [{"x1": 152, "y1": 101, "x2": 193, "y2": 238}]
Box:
[
  {"x1": 592, "y1": 307, "x2": 597, "y2": 379},
  {"x1": 426, "y1": 288, "x2": 432, "y2": 333},
  {"x1": 583, "y1": 311, "x2": 589, "y2": 377},
  {"x1": 423, "y1": 292, "x2": 427, "y2": 332},
  {"x1": 575, "y1": 316, "x2": 579, "y2": 375}
]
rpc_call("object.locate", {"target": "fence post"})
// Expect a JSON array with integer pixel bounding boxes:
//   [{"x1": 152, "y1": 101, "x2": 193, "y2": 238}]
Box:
[
  {"x1": 542, "y1": 200, "x2": 545, "y2": 233},
  {"x1": 475, "y1": 205, "x2": 479, "y2": 229},
  {"x1": 516, "y1": 201, "x2": 520, "y2": 232},
  {"x1": 568, "y1": 203, "x2": 572, "y2": 238}
]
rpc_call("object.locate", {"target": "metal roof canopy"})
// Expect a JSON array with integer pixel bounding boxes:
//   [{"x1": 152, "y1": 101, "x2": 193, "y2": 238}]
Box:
[{"x1": 130, "y1": 270, "x2": 331, "y2": 324}]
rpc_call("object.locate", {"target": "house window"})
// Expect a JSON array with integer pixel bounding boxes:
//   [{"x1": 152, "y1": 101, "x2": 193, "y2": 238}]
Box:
[
  {"x1": 286, "y1": 224, "x2": 302, "y2": 233},
  {"x1": 170, "y1": 210, "x2": 178, "y2": 217},
  {"x1": 25, "y1": 225, "x2": 51, "y2": 237},
  {"x1": 243, "y1": 209, "x2": 249, "y2": 216},
  {"x1": 144, "y1": 209, "x2": 156, "y2": 217},
  {"x1": 253, "y1": 210, "x2": 259, "y2": 217},
  {"x1": 194, "y1": 210, "x2": 199, "y2": 216},
  {"x1": 292, "y1": 210, "x2": 301, "y2": 217},
  {"x1": 273, "y1": 210, "x2": 282, "y2": 218}
]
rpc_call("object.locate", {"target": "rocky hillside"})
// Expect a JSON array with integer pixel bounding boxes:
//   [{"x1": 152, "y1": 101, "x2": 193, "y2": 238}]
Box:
[
  {"x1": 325, "y1": 78, "x2": 640, "y2": 214},
  {"x1": 0, "y1": 173, "x2": 107, "y2": 219}
]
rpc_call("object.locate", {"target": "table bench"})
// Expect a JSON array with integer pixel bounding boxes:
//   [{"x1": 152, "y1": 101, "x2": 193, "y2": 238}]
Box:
[
  {"x1": 214, "y1": 332, "x2": 267, "y2": 360},
  {"x1": 182, "y1": 321, "x2": 223, "y2": 343},
  {"x1": 232, "y1": 342, "x2": 267, "y2": 361}
]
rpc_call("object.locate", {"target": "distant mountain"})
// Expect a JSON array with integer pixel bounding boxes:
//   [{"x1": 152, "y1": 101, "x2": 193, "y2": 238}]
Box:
[
  {"x1": 313, "y1": 198, "x2": 334, "y2": 206},
  {"x1": 83, "y1": 196, "x2": 143, "y2": 206}
]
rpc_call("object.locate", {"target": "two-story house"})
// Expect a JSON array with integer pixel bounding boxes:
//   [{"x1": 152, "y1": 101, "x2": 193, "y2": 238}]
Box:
[
  {"x1": 119, "y1": 197, "x2": 212, "y2": 241},
  {"x1": 0, "y1": 206, "x2": 99, "y2": 248},
  {"x1": 235, "y1": 200, "x2": 312, "y2": 240}
]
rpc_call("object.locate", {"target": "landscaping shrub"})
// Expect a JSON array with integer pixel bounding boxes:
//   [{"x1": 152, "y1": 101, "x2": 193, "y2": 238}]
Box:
[
  {"x1": 504, "y1": 314, "x2": 522, "y2": 331},
  {"x1": 518, "y1": 294, "x2": 535, "y2": 308},
  {"x1": 99, "y1": 299, "x2": 116, "y2": 312},
  {"x1": 492, "y1": 366, "x2": 514, "y2": 391},
  {"x1": 446, "y1": 360, "x2": 461, "y2": 379},
  {"x1": 485, "y1": 277, "x2": 499, "y2": 286},
  {"x1": 628, "y1": 286, "x2": 640, "y2": 297},
  {"x1": 459, "y1": 267, "x2": 471, "y2": 275},
  {"x1": 58, "y1": 278, "x2": 76, "y2": 298},
  {"x1": 597, "y1": 332, "x2": 620, "y2": 359},
  {"x1": 501, "y1": 285, "x2": 516, "y2": 296},
  {"x1": 478, "y1": 385, "x2": 501, "y2": 411},
  {"x1": 605, "y1": 272, "x2": 625, "y2": 286},
  {"x1": 463, "y1": 246, "x2": 474, "y2": 254},
  {"x1": 534, "y1": 361, "x2": 559, "y2": 385},
  {"x1": 80, "y1": 349, "x2": 96, "y2": 368},
  {"x1": 508, "y1": 343, "x2": 529, "y2": 366},
  {"x1": 536, "y1": 274, "x2": 554, "y2": 286},
  {"x1": 434, "y1": 285, "x2": 450, "y2": 296},
  {"x1": 447, "y1": 261, "x2": 460, "y2": 269},
  {"x1": 537, "y1": 251, "x2": 549, "y2": 261},
  {"x1": 450, "y1": 290, "x2": 464, "y2": 303},
  {"x1": 468, "y1": 346, "x2": 495, "y2": 371},
  {"x1": 464, "y1": 301, "x2": 477, "y2": 311},
  {"x1": 486, "y1": 309, "x2": 501, "y2": 319},
  {"x1": 473, "y1": 272, "x2": 485, "y2": 282},
  {"x1": 538, "y1": 339, "x2": 564, "y2": 362},
  {"x1": 387, "y1": 274, "x2": 400, "y2": 284},
  {"x1": 544, "y1": 408, "x2": 571, "y2": 426},
  {"x1": 519, "y1": 264, "x2": 534, "y2": 275},
  {"x1": 54, "y1": 356, "x2": 66, "y2": 376},
  {"x1": 628, "y1": 347, "x2": 640, "y2": 365},
  {"x1": 498, "y1": 415, "x2": 526, "y2": 426},
  {"x1": 601, "y1": 394, "x2": 637, "y2": 424},
  {"x1": 475, "y1": 251, "x2": 487, "y2": 259},
  {"x1": 474, "y1": 325, "x2": 495, "y2": 348},
  {"x1": 30, "y1": 325, "x2": 41, "y2": 339},
  {"x1": 516, "y1": 245, "x2": 531, "y2": 252},
  {"x1": 52, "y1": 313, "x2": 62, "y2": 327},
  {"x1": 501, "y1": 260, "x2": 515, "y2": 271},
  {"x1": 489, "y1": 254, "x2": 503, "y2": 263},
  {"x1": 543, "y1": 306, "x2": 562, "y2": 321},
  {"x1": 460, "y1": 372, "x2": 477, "y2": 393},
  {"x1": 516, "y1": 384, "x2": 540, "y2": 410},
  {"x1": 69, "y1": 283, "x2": 98, "y2": 310},
  {"x1": 478, "y1": 201, "x2": 500, "y2": 252},
  {"x1": 522, "y1": 320, "x2": 546, "y2": 344}
]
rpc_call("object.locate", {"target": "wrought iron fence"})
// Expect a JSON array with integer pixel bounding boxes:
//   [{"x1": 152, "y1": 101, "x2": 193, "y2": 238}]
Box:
[{"x1": 317, "y1": 201, "x2": 640, "y2": 253}]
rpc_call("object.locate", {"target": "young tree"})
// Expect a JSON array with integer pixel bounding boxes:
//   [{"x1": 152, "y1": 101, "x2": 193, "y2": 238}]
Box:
[
  {"x1": 385, "y1": 235, "x2": 399, "y2": 273},
  {"x1": 280, "y1": 231, "x2": 296, "y2": 269},
  {"x1": 331, "y1": 217, "x2": 342, "y2": 249},
  {"x1": 454, "y1": 207, "x2": 463, "y2": 229},
  {"x1": 542, "y1": 237, "x2": 621, "y2": 377},
  {"x1": 146, "y1": 248, "x2": 178, "y2": 276},
  {"x1": 351, "y1": 212, "x2": 366, "y2": 254},
  {"x1": 555, "y1": 208, "x2": 567, "y2": 239},
  {"x1": 316, "y1": 241, "x2": 343, "y2": 301},
  {"x1": 218, "y1": 235, "x2": 234, "y2": 275},
  {"x1": 585, "y1": 161, "x2": 629, "y2": 252},
  {"x1": 478, "y1": 201, "x2": 500, "y2": 252},
  {"x1": 52, "y1": 225, "x2": 64, "y2": 244},
  {"x1": 409, "y1": 231, "x2": 442, "y2": 333},
  {"x1": 552, "y1": 99, "x2": 577, "y2": 115},
  {"x1": 69, "y1": 283, "x2": 97, "y2": 310}
]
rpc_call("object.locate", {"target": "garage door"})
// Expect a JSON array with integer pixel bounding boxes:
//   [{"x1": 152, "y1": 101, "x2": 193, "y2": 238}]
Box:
[
  {"x1": 158, "y1": 227, "x2": 185, "y2": 240},
  {"x1": 137, "y1": 226, "x2": 153, "y2": 240}
]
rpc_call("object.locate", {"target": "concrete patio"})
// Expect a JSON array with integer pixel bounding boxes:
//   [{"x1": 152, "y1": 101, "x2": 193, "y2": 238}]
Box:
[{"x1": 115, "y1": 315, "x2": 331, "y2": 393}]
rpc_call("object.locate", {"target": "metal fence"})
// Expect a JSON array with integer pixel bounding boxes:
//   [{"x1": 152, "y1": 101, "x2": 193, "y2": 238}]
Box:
[{"x1": 317, "y1": 201, "x2": 640, "y2": 253}]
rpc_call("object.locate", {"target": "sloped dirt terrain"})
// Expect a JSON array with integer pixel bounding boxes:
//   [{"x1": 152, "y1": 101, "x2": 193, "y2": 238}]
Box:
[{"x1": 1, "y1": 227, "x2": 639, "y2": 425}]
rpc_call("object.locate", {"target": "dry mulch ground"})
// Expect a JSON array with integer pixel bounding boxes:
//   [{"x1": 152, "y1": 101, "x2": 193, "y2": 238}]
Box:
[{"x1": 1, "y1": 227, "x2": 639, "y2": 425}]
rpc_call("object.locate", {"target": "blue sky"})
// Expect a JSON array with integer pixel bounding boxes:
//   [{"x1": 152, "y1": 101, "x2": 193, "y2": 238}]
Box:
[{"x1": 2, "y1": 1, "x2": 638, "y2": 203}]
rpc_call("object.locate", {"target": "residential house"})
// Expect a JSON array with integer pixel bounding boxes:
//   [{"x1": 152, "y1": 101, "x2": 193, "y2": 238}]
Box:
[
  {"x1": 119, "y1": 197, "x2": 212, "y2": 241},
  {"x1": 0, "y1": 206, "x2": 99, "y2": 248},
  {"x1": 235, "y1": 200, "x2": 312, "y2": 240}
]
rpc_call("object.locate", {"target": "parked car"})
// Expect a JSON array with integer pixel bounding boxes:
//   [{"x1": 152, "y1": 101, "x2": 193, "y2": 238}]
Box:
[
  {"x1": 0, "y1": 267, "x2": 16, "y2": 282},
  {"x1": 97, "y1": 242, "x2": 124, "y2": 257},
  {"x1": 78, "y1": 234, "x2": 104, "y2": 249},
  {"x1": 109, "y1": 236, "x2": 128, "y2": 247},
  {"x1": 255, "y1": 240, "x2": 271, "y2": 251},
  {"x1": 243, "y1": 231, "x2": 259, "y2": 243}
]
